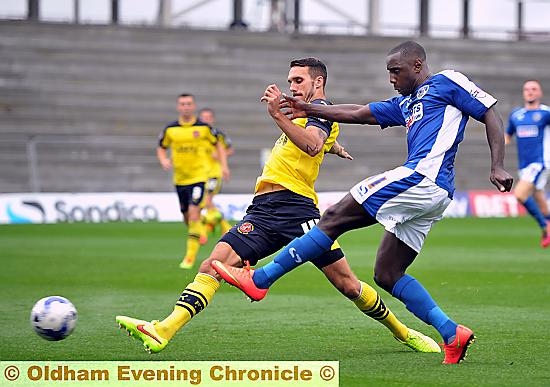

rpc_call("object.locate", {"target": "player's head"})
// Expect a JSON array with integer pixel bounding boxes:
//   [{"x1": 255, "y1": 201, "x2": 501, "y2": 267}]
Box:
[
  {"x1": 288, "y1": 57, "x2": 327, "y2": 102},
  {"x1": 386, "y1": 41, "x2": 428, "y2": 96},
  {"x1": 522, "y1": 79, "x2": 543, "y2": 105},
  {"x1": 177, "y1": 93, "x2": 196, "y2": 119},
  {"x1": 198, "y1": 107, "x2": 216, "y2": 126}
]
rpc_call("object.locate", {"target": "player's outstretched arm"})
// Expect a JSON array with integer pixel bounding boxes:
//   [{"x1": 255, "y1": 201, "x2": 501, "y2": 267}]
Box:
[
  {"x1": 482, "y1": 107, "x2": 513, "y2": 192},
  {"x1": 282, "y1": 94, "x2": 378, "y2": 125}
]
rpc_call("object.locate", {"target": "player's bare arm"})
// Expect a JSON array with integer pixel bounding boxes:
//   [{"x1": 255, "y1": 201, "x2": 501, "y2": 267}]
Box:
[
  {"x1": 261, "y1": 84, "x2": 327, "y2": 156},
  {"x1": 215, "y1": 141, "x2": 231, "y2": 181},
  {"x1": 504, "y1": 133, "x2": 512, "y2": 145},
  {"x1": 281, "y1": 94, "x2": 378, "y2": 125},
  {"x1": 482, "y1": 106, "x2": 514, "y2": 192},
  {"x1": 156, "y1": 146, "x2": 172, "y2": 171}
]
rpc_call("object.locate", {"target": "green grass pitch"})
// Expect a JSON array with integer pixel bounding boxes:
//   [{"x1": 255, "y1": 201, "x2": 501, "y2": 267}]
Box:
[{"x1": 1, "y1": 217, "x2": 549, "y2": 386}]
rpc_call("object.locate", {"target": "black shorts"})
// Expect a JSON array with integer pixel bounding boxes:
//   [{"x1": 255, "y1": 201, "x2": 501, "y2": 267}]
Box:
[
  {"x1": 220, "y1": 190, "x2": 344, "y2": 269},
  {"x1": 175, "y1": 183, "x2": 206, "y2": 213}
]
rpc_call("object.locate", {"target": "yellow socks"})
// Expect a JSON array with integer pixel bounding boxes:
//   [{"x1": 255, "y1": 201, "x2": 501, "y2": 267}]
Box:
[
  {"x1": 156, "y1": 273, "x2": 220, "y2": 340},
  {"x1": 353, "y1": 281, "x2": 409, "y2": 341},
  {"x1": 185, "y1": 220, "x2": 202, "y2": 259}
]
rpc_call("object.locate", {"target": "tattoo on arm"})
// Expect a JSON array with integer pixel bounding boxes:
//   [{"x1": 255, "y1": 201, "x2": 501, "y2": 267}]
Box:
[
  {"x1": 317, "y1": 128, "x2": 328, "y2": 143},
  {"x1": 306, "y1": 143, "x2": 320, "y2": 154}
]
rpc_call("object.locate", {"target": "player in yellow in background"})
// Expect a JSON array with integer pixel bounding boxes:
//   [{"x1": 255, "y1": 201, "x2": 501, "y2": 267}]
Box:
[
  {"x1": 157, "y1": 94, "x2": 230, "y2": 269},
  {"x1": 198, "y1": 107, "x2": 234, "y2": 243},
  {"x1": 117, "y1": 58, "x2": 440, "y2": 355}
]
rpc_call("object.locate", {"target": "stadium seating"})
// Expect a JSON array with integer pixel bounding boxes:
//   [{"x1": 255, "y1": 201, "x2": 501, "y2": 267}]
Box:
[{"x1": 2, "y1": 21, "x2": 547, "y2": 193}]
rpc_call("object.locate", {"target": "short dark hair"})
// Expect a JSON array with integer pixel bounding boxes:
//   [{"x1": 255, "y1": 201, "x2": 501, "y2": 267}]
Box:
[
  {"x1": 178, "y1": 93, "x2": 195, "y2": 100},
  {"x1": 389, "y1": 41, "x2": 426, "y2": 61},
  {"x1": 290, "y1": 57, "x2": 328, "y2": 87}
]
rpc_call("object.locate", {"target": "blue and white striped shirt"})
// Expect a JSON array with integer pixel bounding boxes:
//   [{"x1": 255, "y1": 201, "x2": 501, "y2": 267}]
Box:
[{"x1": 369, "y1": 70, "x2": 497, "y2": 197}]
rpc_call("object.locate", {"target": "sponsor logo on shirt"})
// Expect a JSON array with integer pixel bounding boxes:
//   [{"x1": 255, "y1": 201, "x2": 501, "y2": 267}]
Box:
[
  {"x1": 406, "y1": 103, "x2": 424, "y2": 130},
  {"x1": 517, "y1": 125, "x2": 539, "y2": 138}
]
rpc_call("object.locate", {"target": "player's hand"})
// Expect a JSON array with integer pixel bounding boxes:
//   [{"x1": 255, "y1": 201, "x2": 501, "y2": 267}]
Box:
[
  {"x1": 159, "y1": 158, "x2": 172, "y2": 171},
  {"x1": 260, "y1": 84, "x2": 283, "y2": 117},
  {"x1": 336, "y1": 145, "x2": 353, "y2": 160},
  {"x1": 222, "y1": 166, "x2": 231, "y2": 182},
  {"x1": 490, "y1": 167, "x2": 513, "y2": 192},
  {"x1": 281, "y1": 94, "x2": 307, "y2": 120},
  {"x1": 328, "y1": 142, "x2": 353, "y2": 160}
]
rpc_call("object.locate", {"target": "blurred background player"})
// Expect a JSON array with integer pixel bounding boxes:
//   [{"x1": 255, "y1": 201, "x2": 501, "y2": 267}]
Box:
[
  {"x1": 505, "y1": 80, "x2": 550, "y2": 247},
  {"x1": 116, "y1": 57, "x2": 440, "y2": 355},
  {"x1": 157, "y1": 94, "x2": 230, "y2": 269},
  {"x1": 198, "y1": 107, "x2": 234, "y2": 243}
]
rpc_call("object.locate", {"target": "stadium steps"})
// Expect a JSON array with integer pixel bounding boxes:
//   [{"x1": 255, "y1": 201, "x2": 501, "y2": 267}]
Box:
[{"x1": 0, "y1": 21, "x2": 531, "y2": 193}]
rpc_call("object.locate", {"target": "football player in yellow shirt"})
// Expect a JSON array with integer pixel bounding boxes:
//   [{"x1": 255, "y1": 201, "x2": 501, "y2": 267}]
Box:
[
  {"x1": 157, "y1": 94, "x2": 230, "y2": 269},
  {"x1": 117, "y1": 59, "x2": 440, "y2": 355}
]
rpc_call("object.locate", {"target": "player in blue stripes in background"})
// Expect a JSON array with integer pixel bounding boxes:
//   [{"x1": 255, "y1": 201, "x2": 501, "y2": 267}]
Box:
[
  {"x1": 214, "y1": 41, "x2": 514, "y2": 365},
  {"x1": 505, "y1": 80, "x2": 550, "y2": 247}
]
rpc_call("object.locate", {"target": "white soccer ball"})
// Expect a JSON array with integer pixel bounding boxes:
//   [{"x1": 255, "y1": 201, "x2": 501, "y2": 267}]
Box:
[{"x1": 30, "y1": 296, "x2": 77, "y2": 341}]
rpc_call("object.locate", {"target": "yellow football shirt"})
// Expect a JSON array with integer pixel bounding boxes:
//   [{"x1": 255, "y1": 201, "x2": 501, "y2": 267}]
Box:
[
  {"x1": 158, "y1": 118, "x2": 218, "y2": 185},
  {"x1": 255, "y1": 99, "x2": 339, "y2": 206}
]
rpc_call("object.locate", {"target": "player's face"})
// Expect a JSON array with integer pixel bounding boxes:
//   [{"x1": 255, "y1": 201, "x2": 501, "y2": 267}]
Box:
[
  {"x1": 199, "y1": 110, "x2": 215, "y2": 126},
  {"x1": 523, "y1": 81, "x2": 543, "y2": 104},
  {"x1": 177, "y1": 96, "x2": 196, "y2": 118},
  {"x1": 386, "y1": 52, "x2": 417, "y2": 96},
  {"x1": 287, "y1": 66, "x2": 322, "y2": 102}
]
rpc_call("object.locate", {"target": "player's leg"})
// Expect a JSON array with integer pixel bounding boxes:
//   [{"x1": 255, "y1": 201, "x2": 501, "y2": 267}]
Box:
[
  {"x1": 374, "y1": 232, "x2": 456, "y2": 338},
  {"x1": 514, "y1": 179, "x2": 541, "y2": 221},
  {"x1": 250, "y1": 194, "x2": 373, "y2": 289},
  {"x1": 203, "y1": 178, "x2": 218, "y2": 234},
  {"x1": 366, "y1": 171, "x2": 473, "y2": 363},
  {"x1": 319, "y1": 257, "x2": 440, "y2": 353},
  {"x1": 515, "y1": 180, "x2": 549, "y2": 246},
  {"x1": 181, "y1": 183, "x2": 207, "y2": 268},
  {"x1": 374, "y1": 232, "x2": 473, "y2": 364},
  {"x1": 533, "y1": 169, "x2": 550, "y2": 244},
  {"x1": 203, "y1": 177, "x2": 231, "y2": 235},
  {"x1": 514, "y1": 165, "x2": 549, "y2": 246},
  {"x1": 117, "y1": 242, "x2": 240, "y2": 353},
  {"x1": 158, "y1": 242, "x2": 241, "y2": 339},
  {"x1": 534, "y1": 189, "x2": 549, "y2": 217},
  {"x1": 198, "y1": 198, "x2": 210, "y2": 246}
]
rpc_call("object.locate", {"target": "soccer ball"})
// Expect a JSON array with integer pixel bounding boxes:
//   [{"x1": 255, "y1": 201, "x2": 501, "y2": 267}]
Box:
[{"x1": 30, "y1": 296, "x2": 77, "y2": 341}]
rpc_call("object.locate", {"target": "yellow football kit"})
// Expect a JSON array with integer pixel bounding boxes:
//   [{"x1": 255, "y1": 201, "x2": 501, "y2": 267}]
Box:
[{"x1": 158, "y1": 118, "x2": 218, "y2": 186}]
